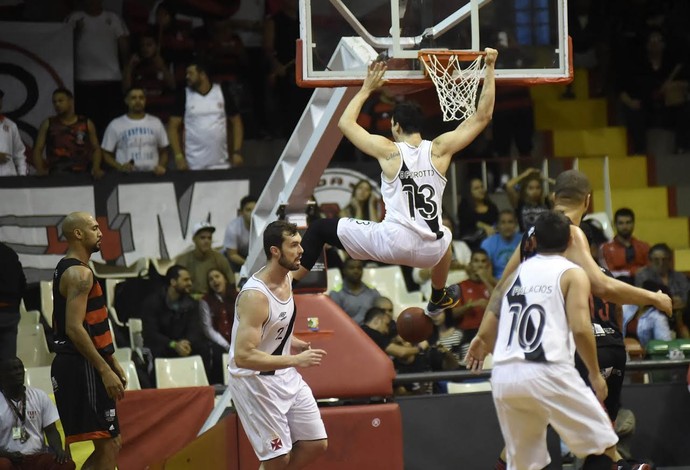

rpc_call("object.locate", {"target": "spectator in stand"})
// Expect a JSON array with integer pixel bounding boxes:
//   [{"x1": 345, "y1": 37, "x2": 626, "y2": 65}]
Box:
[
  {"x1": 623, "y1": 281, "x2": 673, "y2": 348},
  {"x1": 329, "y1": 258, "x2": 380, "y2": 325},
  {"x1": 140, "y1": 265, "x2": 212, "y2": 381},
  {"x1": 457, "y1": 177, "x2": 499, "y2": 249},
  {"x1": 149, "y1": 0, "x2": 195, "y2": 72},
  {"x1": 264, "y1": 0, "x2": 312, "y2": 138},
  {"x1": 450, "y1": 248, "x2": 494, "y2": 360},
  {"x1": 0, "y1": 90, "x2": 27, "y2": 176},
  {"x1": 122, "y1": 29, "x2": 177, "y2": 121},
  {"x1": 65, "y1": 0, "x2": 130, "y2": 137},
  {"x1": 167, "y1": 59, "x2": 244, "y2": 170},
  {"x1": 98, "y1": 87, "x2": 169, "y2": 175},
  {"x1": 199, "y1": 268, "x2": 237, "y2": 384},
  {"x1": 222, "y1": 195, "x2": 256, "y2": 272},
  {"x1": 505, "y1": 168, "x2": 552, "y2": 233},
  {"x1": 0, "y1": 358, "x2": 74, "y2": 470},
  {"x1": 175, "y1": 221, "x2": 235, "y2": 296},
  {"x1": 618, "y1": 29, "x2": 690, "y2": 154},
  {"x1": 429, "y1": 310, "x2": 464, "y2": 365},
  {"x1": 480, "y1": 210, "x2": 521, "y2": 279},
  {"x1": 32, "y1": 88, "x2": 102, "y2": 176},
  {"x1": 635, "y1": 243, "x2": 690, "y2": 338},
  {"x1": 339, "y1": 179, "x2": 383, "y2": 222},
  {"x1": 601, "y1": 208, "x2": 650, "y2": 284},
  {"x1": 360, "y1": 307, "x2": 428, "y2": 395},
  {"x1": 413, "y1": 212, "x2": 472, "y2": 301},
  {"x1": 0, "y1": 243, "x2": 26, "y2": 361}
]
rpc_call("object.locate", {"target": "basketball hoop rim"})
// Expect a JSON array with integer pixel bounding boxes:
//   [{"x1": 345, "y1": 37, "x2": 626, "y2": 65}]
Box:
[{"x1": 417, "y1": 49, "x2": 487, "y2": 63}]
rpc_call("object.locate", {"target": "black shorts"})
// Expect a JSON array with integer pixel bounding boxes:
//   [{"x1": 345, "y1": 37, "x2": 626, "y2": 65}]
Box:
[
  {"x1": 51, "y1": 354, "x2": 120, "y2": 445},
  {"x1": 575, "y1": 344, "x2": 626, "y2": 422}
]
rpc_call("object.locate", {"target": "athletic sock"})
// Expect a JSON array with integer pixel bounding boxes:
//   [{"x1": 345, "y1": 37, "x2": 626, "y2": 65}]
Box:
[
  {"x1": 495, "y1": 457, "x2": 507, "y2": 470},
  {"x1": 430, "y1": 287, "x2": 445, "y2": 303}
]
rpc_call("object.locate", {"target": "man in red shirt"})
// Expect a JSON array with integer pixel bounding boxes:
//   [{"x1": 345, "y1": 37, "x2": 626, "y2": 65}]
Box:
[
  {"x1": 451, "y1": 249, "x2": 495, "y2": 358},
  {"x1": 601, "y1": 208, "x2": 650, "y2": 284}
]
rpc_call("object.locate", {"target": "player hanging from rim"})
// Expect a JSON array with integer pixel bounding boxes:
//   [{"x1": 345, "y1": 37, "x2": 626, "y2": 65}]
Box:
[
  {"x1": 295, "y1": 49, "x2": 499, "y2": 317},
  {"x1": 466, "y1": 170, "x2": 668, "y2": 470}
]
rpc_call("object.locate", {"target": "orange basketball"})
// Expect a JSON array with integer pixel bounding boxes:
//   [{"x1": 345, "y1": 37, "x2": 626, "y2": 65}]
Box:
[{"x1": 396, "y1": 307, "x2": 433, "y2": 344}]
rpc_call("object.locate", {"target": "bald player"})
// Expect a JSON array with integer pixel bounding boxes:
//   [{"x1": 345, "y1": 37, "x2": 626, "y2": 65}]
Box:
[
  {"x1": 50, "y1": 212, "x2": 125, "y2": 470},
  {"x1": 467, "y1": 171, "x2": 668, "y2": 470}
]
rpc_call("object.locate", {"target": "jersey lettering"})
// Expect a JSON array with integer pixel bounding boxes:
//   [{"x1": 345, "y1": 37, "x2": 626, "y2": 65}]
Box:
[
  {"x1": 506, "y1": 303, "x2": 546, "y2": 353},
  {"x1": 402, "y1": 183, "x2": 438, "y2": 220}
]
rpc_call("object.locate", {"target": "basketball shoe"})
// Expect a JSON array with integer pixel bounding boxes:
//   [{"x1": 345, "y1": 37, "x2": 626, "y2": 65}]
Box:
[{"x1": 425, "y1": 284, "x2": 461, "y2": 317}]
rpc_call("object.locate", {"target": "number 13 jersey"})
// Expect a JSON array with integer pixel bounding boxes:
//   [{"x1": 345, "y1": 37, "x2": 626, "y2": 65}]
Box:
[
  {"x1": 494, "y1": 254, "x2": 581, "y2": 366},
  {"x1": 381, "y1": 140, "x2": 446, "y2": 241},
  {"x1": 228, "y1": 269, "x2": 295, "y2": 376}
]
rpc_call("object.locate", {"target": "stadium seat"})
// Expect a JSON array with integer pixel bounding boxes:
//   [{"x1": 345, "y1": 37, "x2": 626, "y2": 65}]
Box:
[
  {"x1": 89, "y1": 257, "x2": 149, "y2": 279},
  {"x1": 39, "y1": 280, "x2": 53, "y2": 326},
  {"x1": 121, "y1": 360, "x2": 141, "y2": 391},
  {"x1": 17, "y1": 324, "x2": 54, "y2": 367},
  {"x1": 646, "y1": 339, "x2": 671, "y2": 358},
  {"x1": 24, "y1": 366, "x2": 54, "y2": 395},
  {"x1": 222, "y1": 353, "x2": 229, "y2": 386},
  {"x1": 447, "y1": 381, "x2": 492, "y2": 394},
  {"x1": 326, "y1": 268, "x2": 342, "y2": 292},
  {"x1": 583, "y1": 212, "x2": 614, "y2": 241},
  {"x1": 105, "y1": 278, "x2": 127, "y2": 327},
  {"x1": 19, "y1": 307, "x2": 40, "y2": 327},
  {"x1": 361, "y1": 266, "x2": 423, "y2": 309},
  {"x1": 150, "y1": 258, "x2": 176, "y2": 277},
  {"x1": 113, "y1": 347, "x2": 132, "y2": 364},
  {"x1": 155, "y1": 356, "x2": 209, "y2": 388}
]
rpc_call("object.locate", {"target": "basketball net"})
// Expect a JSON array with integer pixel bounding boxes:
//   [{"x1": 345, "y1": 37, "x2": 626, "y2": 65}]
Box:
[{"x1": 421, "y1": 52, "x2": 486, "y2": 122}]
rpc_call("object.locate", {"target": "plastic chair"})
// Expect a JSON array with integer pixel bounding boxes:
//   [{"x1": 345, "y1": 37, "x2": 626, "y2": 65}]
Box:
[
  {"x1": 222, "y1": 353, "x2": 229, "y2": 386},
  {"x1": 447, "y1": 381, "x2": 492, "y2": 394},
  {"x1": 24, "y1": 366, "x2": 54, "y2": 395},
  {"x1": 150, "y1": 258, "x2": 176, "y2": 277},
  {"x1": 326, "y1": 268, "x2": 342, "y2": 292},
  {"x1": 583, "y1": 212, "x2": 614, "y2": 240},
  {"x1": 19, "y1": 309, "x2": 40, "y2": 327},
  {"x1": 89, "y1": 257, "x2": 149, "y2": 279},
  {"x1": 646, "y1": 339, "x2": 672, "y2": 358},
  {"x1": 17, "y1": 324, "x2": 54, "y2": 367},
  {"x1": 39, "y1": 280, "x2": 53, "y2": 327},
  {"x1": 154, "y1": 356, "x2": 209, "y2": 388},
  {"x1": 121, "y1": 360, "x2": 141, "y2": 391},
  {"x1": 361, "y1": 266, "x2": 423, "y2": 307},
  {"x1": 113, "y1": 347, "x2": 132, "y2": 364}
]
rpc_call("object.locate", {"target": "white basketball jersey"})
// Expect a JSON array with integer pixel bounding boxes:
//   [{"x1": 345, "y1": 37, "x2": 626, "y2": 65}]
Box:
[
  {"x1": 493, "y1": 254, "x2": 580, "y2": 366},
  {"x1": 381, "y1": 140, "x2": 446, "y2": 241},
  {"x1": 228, "y1": 269, "x2": 295, "y2": 376},
  {"x1": 184, "y1": 84, "x2": 229, "y2": 169}
]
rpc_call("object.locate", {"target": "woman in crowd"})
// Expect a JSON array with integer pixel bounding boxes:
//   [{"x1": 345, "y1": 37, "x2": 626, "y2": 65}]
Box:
[
  {"x1": 339, "y1": 179, "x2": 383, "y2": 222},
  {"x1": 505, "y1": 168, "x2": 552, "y2": 232},
  {"x1": 457, "y1": 178, "x2": 499, "y2": 248},
  {"x1": 199, "y1": 268, "x2": 237, "y2": 383}
]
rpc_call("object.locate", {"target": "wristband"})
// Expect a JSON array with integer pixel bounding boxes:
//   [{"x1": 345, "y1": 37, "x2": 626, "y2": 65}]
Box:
[{"x1": 169, "y1": 340, "x2": 177, "y2": 349}]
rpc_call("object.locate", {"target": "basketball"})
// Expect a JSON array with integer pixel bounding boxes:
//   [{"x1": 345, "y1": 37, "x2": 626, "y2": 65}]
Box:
[{"x1": 396, "y1": 307, "x2": 433, "y2": 344}]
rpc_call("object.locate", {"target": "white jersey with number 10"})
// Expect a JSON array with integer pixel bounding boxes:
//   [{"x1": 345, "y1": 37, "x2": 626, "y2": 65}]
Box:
[{"x1": 381, "y1": 140, "x2": 446, "y2": 241}]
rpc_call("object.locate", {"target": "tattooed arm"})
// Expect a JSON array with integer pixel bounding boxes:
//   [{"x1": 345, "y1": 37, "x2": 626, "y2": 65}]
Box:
[{"x1": 61, "y1": 265, "x2": 125, "y2": 400}]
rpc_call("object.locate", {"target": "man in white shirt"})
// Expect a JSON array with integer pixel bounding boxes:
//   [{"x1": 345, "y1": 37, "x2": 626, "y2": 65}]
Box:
[
  {"x1": 66, "y1": 0, "x2": 129, "y2": 136},
  {"x1": 99, "y1": 87, "x2": 169, "y2": 174},
  {"x1": 0, "y1": 90, "x2": 26, "y2": 176},
  {"x1": 167, "y1": 59, "x2": 243, "y2": 170},
  {"x1": 0, "y1": 357, "x2": 74, "y2": 470}
]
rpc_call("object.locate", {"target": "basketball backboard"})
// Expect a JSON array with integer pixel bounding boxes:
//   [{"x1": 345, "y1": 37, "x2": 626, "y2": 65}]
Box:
[{"x1": 298, "y1": 0, "x2": 571, "y2": 87}]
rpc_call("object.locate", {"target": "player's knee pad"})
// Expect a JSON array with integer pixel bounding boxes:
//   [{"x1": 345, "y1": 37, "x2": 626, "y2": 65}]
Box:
[{"x1": 582, "y1": 453, "x2": 613, "y2": 470}]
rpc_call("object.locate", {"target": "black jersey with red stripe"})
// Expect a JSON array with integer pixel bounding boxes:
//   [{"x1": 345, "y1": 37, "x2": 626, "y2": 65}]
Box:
[
  {"x1": 52, "y1": 258, "x2": 114, "y2": 356},
  {"x1": 520, "y1": 225, "x2": 623, "y2": 347}
]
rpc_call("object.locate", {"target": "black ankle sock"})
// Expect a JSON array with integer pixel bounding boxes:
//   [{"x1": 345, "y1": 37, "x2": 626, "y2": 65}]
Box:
[{"x1": 430, "y1": 287, "x2": 445, "y2": 302}]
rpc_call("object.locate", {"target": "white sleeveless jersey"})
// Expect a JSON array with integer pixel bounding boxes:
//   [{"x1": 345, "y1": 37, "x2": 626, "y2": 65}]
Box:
[
  {"x1": 493, "y1": 254, "x2": 581, "y2": 366},
  {"x1": 184, "y1": 83, "x2": 229, "y2": 170},
  {"x1": 228, "y1": 270, "x2": 295, "y2": 376},
  {"x1": 381, "y1": 140, "x2": 446, "y2": 241}
]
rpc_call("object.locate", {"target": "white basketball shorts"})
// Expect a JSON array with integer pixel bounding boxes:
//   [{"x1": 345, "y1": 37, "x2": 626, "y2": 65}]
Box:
[
  {"x1": 336, "y1": 218, "x2": 452, "y2": 269},
  {"x1": 228, "y1": 368, "x2": 327, "y2": 461},
  {"x1": 491, "y1": 362, "x2": 618, "y2": 470}
]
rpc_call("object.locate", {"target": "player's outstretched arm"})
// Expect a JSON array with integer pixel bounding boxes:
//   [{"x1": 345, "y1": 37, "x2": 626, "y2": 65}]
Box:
[
  {"x1": 567, "y1": 226, "x2": 672, "y2": 315},
  {"x1": 234, "y1": 291, "x2": 326, "y2": 371},
  {"x1": 338, "y1": 61, "x2": 398, "y2": 160},
  {"x1": 432, "y1": 48, "x2": 497, "y2": 160}
]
